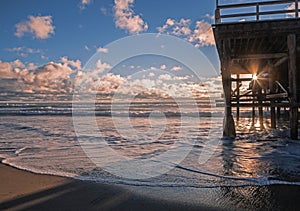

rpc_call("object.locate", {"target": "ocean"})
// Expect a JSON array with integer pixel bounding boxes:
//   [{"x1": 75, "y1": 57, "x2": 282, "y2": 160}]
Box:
[
  {"x1": 1, "y1": 86, "x2": 300, "y2": 211},
  {"x1": 1, "y1": 96, "x2": 300, "y2": 187}
]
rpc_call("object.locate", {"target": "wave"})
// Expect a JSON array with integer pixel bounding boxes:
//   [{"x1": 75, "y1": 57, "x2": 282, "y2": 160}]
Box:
[
  {"x1": 2, "y1": 159, "x2": 300, "y2": 189},
  {"x1": 0, "y1": 110, "x2": 224, "y2": 117}
]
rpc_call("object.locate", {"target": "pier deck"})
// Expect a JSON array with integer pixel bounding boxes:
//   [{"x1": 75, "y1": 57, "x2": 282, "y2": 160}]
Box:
[{"x1": 213, "y1": 0, "x2": 300, "y2": 139}]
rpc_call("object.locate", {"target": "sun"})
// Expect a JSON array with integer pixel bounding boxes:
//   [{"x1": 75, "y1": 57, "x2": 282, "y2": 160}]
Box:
[{"x1": 252, "y1": 74, "x2": 258, "y2": 81}]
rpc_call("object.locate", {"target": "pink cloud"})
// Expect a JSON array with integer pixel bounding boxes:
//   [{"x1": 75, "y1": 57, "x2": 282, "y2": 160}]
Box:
[
  {"x1": 113, "y1": 0, "x2": 148, "y2": 34},
  {"x1": 60, "y1": 56, "x2": 82, "y2": 71},
  {"x1": 190, "y1": 20, "x2": 215, "y2": 47},
  {"x1": 171, "y1": 66, "x2": 182, "y2": 71},
  {"x1": 157, "y1": 17, "x2": 215, "y2": 47},
  {"x1": 15, "y1": 15, "x2": 55, "y2": 39},
  {"x1": 0, "y1": 61, "x2": 16, "y2": 79},
  {"x1": 95, "y1": 59, "x2": 112, "y2": 73},
  {"x1": 80, "y1": 0, "x2": 91, "y2": 10},
  {"x1": 158, "y1": 18, "x2": 191, "y2": 36},
  {"x1": 97, "y1": 47, "x2": 109, "y2": 53},
  {"x1": 6, "y1": 46, "x2": 44, "y2": 58},
  {"x1": 160, "y1": 64, "x2": 167, "y2": 70}
]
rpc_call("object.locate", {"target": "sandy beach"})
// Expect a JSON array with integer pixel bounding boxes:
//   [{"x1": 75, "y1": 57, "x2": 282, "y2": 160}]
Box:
[
  {"x1": 0, "y1": 163, "x2": 215, "y2": 211},
  {"x1": 1, "y1": 162, "x2": 300, "y2": 211}
]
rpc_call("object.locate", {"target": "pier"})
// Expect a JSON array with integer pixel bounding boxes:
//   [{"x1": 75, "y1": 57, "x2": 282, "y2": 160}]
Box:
[{"x1": 213, "y1": 0, "x2": 300, "y2": 139}]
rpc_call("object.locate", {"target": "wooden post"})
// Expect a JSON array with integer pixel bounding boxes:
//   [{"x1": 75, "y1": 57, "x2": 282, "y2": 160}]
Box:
[
  {"x1": 215, "y1": 0, "x2": 220, "y2": 24},
  {"x1": 236, "y1": 74, "x2": 240, "y2": 123},
  {"x1": 296, "y1": 0, "x2": 299, "y2": 18},
  {"x1": 277, "y1": 107, "x2": 281, "y2": 119},
  {"x1": 215, "y1": 9, "x2": 221, "y2": 24},
  {"x1": 268, "y1": 63, "x2": 276, "y2": 128},
  {"x1": 288, "y1": 34, "x2": 298, "y2": 140},
  {"x1": 271, "y1": 102, "x2": 276, "y2": 128},
  {"x1": 252, "y1": 106, "x2": 255, "y2": 126},
  {"x1": 252, "y1": 75, "x2": 256, "y2": 126},
  {"x1": 258, "y1": 89, "x2": 264, "y2": 130},
  {"x1": 256, "y1": 3, "x2": 260, "y2": 21},
  {"x1": 222, "y1": 39, "x2": 236, "y2": 138}
]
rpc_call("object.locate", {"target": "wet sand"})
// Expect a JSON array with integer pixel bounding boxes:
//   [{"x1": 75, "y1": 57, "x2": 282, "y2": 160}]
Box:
[
  {"x1": 0, "y1": 163, "x2": 214, "y2": 210},
  {"x1": 1, "y1": 163, "x2": 300, "y2": 211}
]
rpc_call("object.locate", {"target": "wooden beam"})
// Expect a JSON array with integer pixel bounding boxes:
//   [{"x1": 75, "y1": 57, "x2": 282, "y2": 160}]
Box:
[
  {"x1": 296, "y1": 0, "x2": 299, "y2": 18},
  {"x1": 236, "y1": 74, "x2": 240, "y2": 122},
  {"x1": 258, "y1": 90, "x2": 264, "y2": 129},
  {"x1": 230, "y1": 103, "x2": 293, "y2": 107},
  {"x1": 221, "y1": 9, "x2": 296, "y2": 20},
  {"x1": 271, "y1": 100, "x2": 276, "y2": 128},
  {"x1": 288, "y1": 34, "x2": 298, "y2": 140},
  {"x1": 229, "y1": 62, "x2": 251, "y2": 74},
  {"x1": 274, "y1": 56, "x2": 288, "y2": 67},
  {"x1": 232, "y1": 53, "x2": 287, "y2": 60},
  {"x1": 231, "y1": 78, "x2": 252, "y2": 82},
  {"x1": 217, "y1": 0, "x2": 297, "y2": 23},
  {"x1": 222, "y1": 39, "x2": 236, "y2": 138},
  {"x1": 216, "y1": 102, "x2": 300, "y2": 108},
  {"x1": 218, "y1": 0, "x2": 295, "y2": 9},
  {"x1": 266, "y1": 93, "x2": 288, "y2": 99}
]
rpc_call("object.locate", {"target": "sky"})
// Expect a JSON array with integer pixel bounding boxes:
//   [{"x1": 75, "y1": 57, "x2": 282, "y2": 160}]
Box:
[
  {"x1": 1, "y1": 0, "x2": 216, "y2": 65},
  {"x1": 0, "y1": 0, "x2": 297, "y2": 97}
]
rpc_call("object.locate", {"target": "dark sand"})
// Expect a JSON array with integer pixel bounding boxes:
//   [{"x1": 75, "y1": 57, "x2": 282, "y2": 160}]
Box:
[
  {"x1": 0, "y1": 164, "x2": 215, "y2": 210},
  {"x1": 1, "y1": 163, "x2": 300, "y2": 211}
]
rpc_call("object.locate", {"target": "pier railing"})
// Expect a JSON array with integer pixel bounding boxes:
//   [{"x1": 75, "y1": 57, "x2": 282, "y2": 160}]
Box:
[{"x1": 215, "y1": 0, "x2": 299, "y2": 24}]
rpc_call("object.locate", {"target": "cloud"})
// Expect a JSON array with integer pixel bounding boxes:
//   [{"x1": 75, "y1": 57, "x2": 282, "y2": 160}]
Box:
[
  {"x1": 158, "y1": 18, "x2": 191, "y2": 36},
  {"x1": 24, "y1": 62, "x2": 74, "y2": 92},
  {"x1": 158, "y1": 74, "x2": 172, "y2": 81},
  {"x1": 157, "y1": 17, "x2": 215, "y2": 47},
  {"x1": 97, "y1": 47, "x2": 109, "y2": 53},
  {"x1": 95, "y1": 59, "x2": 112, "y2": 73},
  {"x1": 0, "y1": 61, "x2": 16, "y2": 79},
  {"x1": 113, "y1": 0, "x2": 148, "y2": 34},
  {"x1": 15, "y1": 15, "x2": 55, "y2": 39},
  {"x1": 80, "y1": 0, "x2": 91, "y2": 10},
  {"x1": 0, "y1": 60, "x2": 37, "y2": 83},
  {"x1": 149, "y1": 72, "x2": 155, "y2": 77},
  {"x1": 27, "y1": 62, "x2": 37, "y2": 71},
  {"x1": 12, "y1": 59, "x2": 25, "y2": 68},
  {"x1": 160, "y1": 64, "x2": 167, "y2": 70},
  {"x1": 41, "y1": 55, "x2": 49, "y2": 60},
  {"x1": 6, "y1": 46, "x2": 45, "y2": 58},
  {"x1": 0, "y1": 58, "x2": 83, "y2": 93},
  {"x1": 189, "y1": 20, "x2": 215, "y2": 47},
  {"x1": 204, "y1": 14, "x2": 215, "y2": 20},
  {"x1": 60, "y1": 56, "x2": 82, "y2": 71},
  {"x1": 0, "y1": 57, "x2": 220, "y2": 98},
  {"x1": 171, "y1": 66, "x2": 182, "y2": 71},
  {"x1": 75, "y1": 72, "x2": 126, "y2": 94},
  {"x1": 100, "y1": 7, "x2": 109, "y2": 15}
]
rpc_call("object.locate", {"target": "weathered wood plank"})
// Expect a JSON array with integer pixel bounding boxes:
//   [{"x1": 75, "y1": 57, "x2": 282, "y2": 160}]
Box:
[
  {"x1": 217, "y1": 0, "x2": 295, "y2": 9},
  {"x1": 288, "y1": 34, "x2": 298, "y2": 139},
  {"x1": 232, "y1": 53, "x2": 287, "y2": 60},
  {"x1": 222, "y1": 39, "x2": 236, "y2": 138},
  {"x1": 217, "y1": 0, "x2": 297, "y2": 23},
  {"x1": 274, "y1": 56, "x2": 288, "y2": 67}
]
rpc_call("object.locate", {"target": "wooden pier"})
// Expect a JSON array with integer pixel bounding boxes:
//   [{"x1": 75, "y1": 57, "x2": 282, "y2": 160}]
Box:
[{"x1": 213, "y1": 0, "x2": 300, "y2": 139}]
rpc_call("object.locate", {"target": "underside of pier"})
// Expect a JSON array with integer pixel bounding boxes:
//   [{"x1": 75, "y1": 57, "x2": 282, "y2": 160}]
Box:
[{"x1": 213, "y1": 16, "x2": 300, "y2": 139}]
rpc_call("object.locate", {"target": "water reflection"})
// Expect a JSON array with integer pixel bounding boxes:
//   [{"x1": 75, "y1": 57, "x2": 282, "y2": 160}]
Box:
[
  {"x1": 218, "y1": 117, "x2": 300, "y2": 209},
  {"x1": 221, "y1": 138, "x2": 263, "y2": 178}
]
